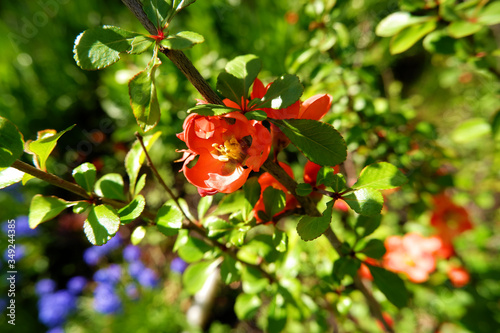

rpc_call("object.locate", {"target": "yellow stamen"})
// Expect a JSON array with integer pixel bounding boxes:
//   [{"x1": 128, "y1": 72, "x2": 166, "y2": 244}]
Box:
[{"x1": 212, "y1": 137, "x2": 245, "y2": 163}]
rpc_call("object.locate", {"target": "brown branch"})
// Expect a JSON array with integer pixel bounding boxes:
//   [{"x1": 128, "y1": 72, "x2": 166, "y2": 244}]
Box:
[{"x1": 121, "y1": 0, "x2": 157, "y2": 34}]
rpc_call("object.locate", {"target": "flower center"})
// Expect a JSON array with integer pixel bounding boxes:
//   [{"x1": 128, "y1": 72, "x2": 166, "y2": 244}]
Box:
[{"x1": 212, "y1": 137, "x2": 245, "y2": 163}]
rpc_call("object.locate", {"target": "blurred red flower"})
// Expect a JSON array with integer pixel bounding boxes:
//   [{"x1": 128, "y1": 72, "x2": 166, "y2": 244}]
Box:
[
  {"x1": 447, "y1": 265, "x2": 470, "y2": 288},
  {"x1": 177, "y1": 112, "x2": 271, "y2": 195}
]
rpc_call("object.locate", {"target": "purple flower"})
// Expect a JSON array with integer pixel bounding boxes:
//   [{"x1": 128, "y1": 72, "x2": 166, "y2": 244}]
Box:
[
  {"x1": 125, "y1": 284, "x2": 139, "y2": 300},
  {"x1": 38, "y1": 290, "x2": 76, "y2": 327},
  {"x1": 137, "y1": 268, "x2": 159, "y2": 288},
  {"x1": 67, "y1": 276, "x2": 87, "y2": 295},
  {"x1": 128, "y1": 261, "x2": 145, "y2": 280},
  {"x1": 99, "y1": 235, "x2": 122, "y2": 252},
  {"x1": 93, "y1": 283, "x2": 121, "y2": 314},
  {"x1": 83, "y1": 235, "x2": 122, "y2": 266},
  {"x1": 3, "y1": 244, "x2": 26, "y2": 262},
  {"x1": 35, "y1": 279, "x2": 57, "y2": 296},
  {"x1": 1, "y1": 216, "x2": 38, "y2": 237},
  {"x1": 123, "y1": 245, "x2": 141, "y2": 263},
  {"x1": 94, "y1": 264, "x2": 122, "y2": 285},
  {"x1": 170, "y1": 257, "x2": 188, "y2": 274},
  {"x1": 46, "y1": 327, "x2": 64, "y2": 333}
]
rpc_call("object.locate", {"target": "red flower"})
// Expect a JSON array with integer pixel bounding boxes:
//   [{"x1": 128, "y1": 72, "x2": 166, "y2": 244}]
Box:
[
  {"x1": 383, "y1": 233, "x2": 442, "y2": 283},
  {"x1": 430, "y1": 193, "x2": 473, "y2": 258},
  {"x1": 177, "y1": 112, "x2": 271, "y2": 195},
  {"x1": 253, "y1": 162, "x2": 298, "y2": 223},
  {"x1": 447, "y1": 266, "x2": 470, "y2": 288},
  {"x1": 303, "y1": 161, "x2": 348, "y2": 211}
]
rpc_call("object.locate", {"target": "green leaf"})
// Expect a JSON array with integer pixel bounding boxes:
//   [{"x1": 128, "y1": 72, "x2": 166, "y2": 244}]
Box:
[
  {"x1": 220, "y1": 255, "x2": 240, "y2": 285},
  {"x1": 451, "y1": 118, "x2": 491, "y2": 143},
  {"x1": 263, "y1": 187, "x2": 286, "y2": 219},
  {"x1": 29, "y1": 195, "x2": 75, "y2": 229},
  {"x1": 142, "y1": 0, "x2": 197, "y2": 28},
  {"x1": 390, "y1": 20, "x2": 437, "y2": 54},
  {"x1": 187, "y1": 104, "x2": 238, "y2": 116},
  {"x1": 478, "y1": 2, "x2": 500, "y2": 25},
  {"x1": 352, "y1": 162, "x2": 407, "y2": 190},
  {"x1": 213, "y1": 190, "x2": 247, "y2": 216},
  {"x1": 423, "y1": 30, "x2": 457, "y2": 55},
  {"x1": 376, "y1": 12, "x2": 432, "y2": 37},
  {"x1": 0, "y1": 117, "x2": 24, "y2": 168},
  {"x1": 273, "y1": 230, "x2": 287, "y2": 252},
  {"x1": 73, "y1": 201, "x2": 90, "y2": 214},
  {"x1": 161, "y1": 31, "x2": 204, "y2": 50},
  {"x1": 343, "y1": 188, "x2": 384, "y2": 216},
  {"x1": 197, "y1": 195, "x2": 213, "y2": 220},
  {"x1": 177, "y1": 235, "x2": 213, "y2": 263},
  {"x1": 369, "y1": 265, "x2": 409, "y2": 308},
  {"x1": 155, "y1": 201, "x2": 183, "y2": 236},
  {"x1": 259, "y1": 75, "x2": 303, "y2": 109},
  {"x1": 129, "y1": 56, "x2": 161, "y2": 132},
  {"x1": 243, "y1": 177, "x2": 261, "y2": 207},
  {"x1": 216, "y1": 55, "x2": 261, "y2": 108},
  {"x1": 125, "y1": 131, "x2": 162, "y2": 195},
  {"x1": 72, "y1": 163, "x2": 96, "y2": 193},
  {"x1": 129, "y1": 35, "x2": 155, "y2": 54},
  {"x1": 241, "y1": 266, "x2": 268, "y2": 294},
  {"x1": 131, "y1": 226, "x2": 146, "y2": 245},
  {"x1": 359, "y1": 239, "x2": 386, "y2": 259},
  {"x1": 118, "y1": 195, "x2": 146, "y2": 224},
  {"x1": 0, "y1": 167, "x2": 24, "y2": 189},
  {"x1": 355, "y1": 215, "x2": 382, "y2": 238},
  {"x1": 267, "y1": 293, "x2": 287, "y2": 332},
  {"x1": 25, "y1": 125, "x2": 75, "y2": 172},
  {"x1": 271, "y1": 119, "x2": 347, "y2": 167},
  {"x1": 95, "y1": 173, "x2": 126, "y2": 201},
  {"x1": 297, "y1": 200, "x2": 334, "y2": 241},
  {"x1": 333, "y1": 256, "x2": 361, "y2": 281},
  {"x1": 183, "y1": 260, "x2": 218, "y2": 295},
  {"x1": 244, "y1": 110, "x2": 267, "y2": 121},
  {"x1": 83, "y1": 204, "x2": 120, "y2": 246},
  {"x1": 135, "y1": 173, "x2": 147, "y2": 196},
  {"x1": 296, "y1": 183, "x2": 312, "y2": 196},
  {"x1": 447, "y1": 20, "x2": 483, "y2": 38},
  {"x1": 235, "y1": 293, "x2": 261, "y2": 320},
  {"x1": 73, "y1": 25, "x2": 141, "y2": 70},
  {"x1": 204, "y1": 216, "x2": 232, "y2": 239}
]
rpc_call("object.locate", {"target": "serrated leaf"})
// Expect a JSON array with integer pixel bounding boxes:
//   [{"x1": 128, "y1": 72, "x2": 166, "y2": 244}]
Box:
[
  {"x1": 390, "y1": 20, "x2": 437, "y2": 54},
  {"x1": 95, "y1": 173, "x2": 126, "y2": 201},
  {"x1": 129, "y1": 35, "x2": 154, "y2": 54},
  {"x1": 135, "y1": 173, "x2": 147, "y2": 196},
  {"x1": 83, "y1": 204, "x2": 120, "y2": 246},
  {"x1": 72, "y1": 163, "x2": 96, "y2": 193},
  {"x1": 155, "y1": 201, "x2": 183, "y2": 236},
  {"x1": 125, "y1": 131, "x2": 162, "y2": 195},
  {"x1": 161, "y1": 31, "x2": 204, "y2": 50},
  {"x1": 25, "y1": 125, "x2": 75, "y2": 172},
  {"x1": 0, "y1": 117, "x2": 24, "y2": 168},
  {"x1": 204, "y1": 216, "x2": 232, "y2": 239},
  {"x1": 297, "y1": 200, "x2": 334, "y2": 241},
  {"x1": 447, "y1": 20, "x2": 483, "y2": 38},
  {"x1": 359, "y1": 239, "x2": 386, "y2": 259},
  {"x1": 73, "y1": 25, "x2": 141, "y2": 70},
  {"x1": 271, "y1": 119, "x2": 347, "y2": 167},
  {"x1": 263, "y1": 187, "x2": 286, "y2": 219},
  {"x1": 235, "y1": 293, "x2": 261, "y2": 320},
  {"x1": 129, "y1": 56, "x2": 161, "y2": 132},
  {"x1": 118, "y1": 195, "x2": 146, "y2": 224},
  {"x1": 0, "y1": 167, "x2": 24, "y2": 189},
  {"x1": 355, "y1": 215, "x2": 382, "y2": 238},
  {"x1": 343, "y1": 188, "x2": 384, "y2": 216},
  {"x1": 478, "y1": 2, "x2": 500, "y2": 25},
  {"x1": 259, "y1": 75, "x2": 303, "y2": 109},
  {"x1": 376, "y1": 12, "x2": 432, "y2": 37},
  {"x1": 29, "y1": 195, "x2": 75, "y2": 229},
  {"x1": 131, "y1": 226, "x2": 146, "y2": 245},
  {"x1": 183, "y1": 260, "x2": 218, "y2": 295},
  {"x1": 352, "y1": 162, "x2": 407, "y2": 190},
  {"x1": 187, "y1": 104, "x2": 238, "y2": 116},
  {"x1": 369, "y1": 265, "x2": 409, "y2": 308}
]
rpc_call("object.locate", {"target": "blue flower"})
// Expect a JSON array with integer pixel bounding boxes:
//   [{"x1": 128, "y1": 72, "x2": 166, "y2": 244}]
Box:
[
  {"x1": 93, "y1": 283, "x2": 121, "y2": 314},
  {"x1": 35, "y1": 279, "x2": 57, "y2": 296},
  {"x1": 67, "y1": 276, "x2": 87, "y2": 295},
  {"x1": 38, "y1": 290, "x2": 76, "y2": 327},
  {"x1": 1, "y1": 216, "x2": 38, "y2": 237},
  {"x1": 46, "y1": 327, "x2": 65, "y2": 333},
  {"x1": 83, "y1": 235, "x2": 122, "y2": 266},
  {"x1": 137, "y1": 268, "x2": 159, "y2": 288},
  {"x1": 171, "y1": 257, "x2": 188, "y2": 274},
  {"x1": 123, "y1": 244, "x2": 141, "y2": 263},
  {"x1": 128, "y1": 261, "x2": 145, "y2": 280},
  {"x1": 93, "y1": 264, "x2": 122, "y2": 285}
]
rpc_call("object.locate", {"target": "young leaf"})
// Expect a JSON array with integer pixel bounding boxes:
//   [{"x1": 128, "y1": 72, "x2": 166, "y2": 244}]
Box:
[
  {"x1": 161, "y1": 31, "x2": 204, "y2": 50},
  {"x1": 72, "y1": 163, "x2": 97, "y2": 193},
  {"x1": 129, "y1": 55, "x2": 161, "y2": 132},
  {"x1": 352, "y1": 162, "x2": 407, "y2": 190},
  {"x1": 25, "y1": 125, "x2": 75, "y2": 172},
  {"x1": 118, "y1": 195, "x2": 146, "y2": 224},
  {"x1": 73, "y1": 201, "x2": 91, "y2": 214},
  {"x1": 155, "y1": 201, "x2": 183, "y2": 236},
  {"x1": 129, "y1": 35, "x2": 155, "y2": 54},
  {"x1": 187, "y1": 104, "x2": 237, "y2": 116},
  {"x1": 95, "y1": 173, "x2": 126, "y2": 201},
  {"x1": 259, "y1": 75, "x2": 303, "y2": 109},
  {"x1": 376, "y1": 12, "x2": 432, "y2": 37},
  {"x1": 297, "y1": 200, "x2": 334, "y2": 241},
  {"x1": 73, "y1": 25, "x2": 141, "y2": 70},
  {"x1": 390, "y1": 20, "x2": 437, "y2": 54},
  {"x1": 235, "y1": 293, "x2": 261, "y2": 320},
  {"x1": 342, "y1": 188, "x2": 384, "y2": 216},
  {"x1": 0, "y1": 116, "x2": 24, "y2": 168},
  {"x1": 125, "y1": 131, "x2": 162, "y2": 195},
  {"x1": 0, "y1": 167, "x2": 24, "y2": 189},
  {"x1": 271, "y1": 119, "x2": 347, "y2": 167},
  {"x1": 359, "y1": 239, "x2": 386, "y2": 259},
  {"x1": 263, "y1": 187, "x2": 286, "y2": 219},
  {"x1": 131, "y1": 226, "x2": 146, "y2": 245},
  {"x1": 142, "y1": 0, "x2": 196, "y2": 28},
  {"x1": 183, "y1": 260, "x2": 218, "y2": 295},
  {"x1": 369, "y1": 265, "x2": 409, "y2": 308},
  {"x1": 29, "y1": 195, "x2": 75, "y2": 229},
  {"x1": 83, "y1": 204, "x2": 121, "y2": 246}
]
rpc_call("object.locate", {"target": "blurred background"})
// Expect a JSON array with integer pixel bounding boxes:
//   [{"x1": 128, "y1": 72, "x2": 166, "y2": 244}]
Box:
[{"x1": 0, "y1": 0, "x2": 499, "y2": 332}]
